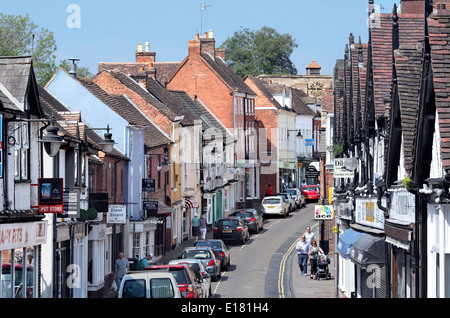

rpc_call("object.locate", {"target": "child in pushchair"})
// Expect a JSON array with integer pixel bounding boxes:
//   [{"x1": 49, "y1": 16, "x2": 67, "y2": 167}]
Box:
[{"x1": 315, "y1": 253, "x2": 331, "y2": 280}]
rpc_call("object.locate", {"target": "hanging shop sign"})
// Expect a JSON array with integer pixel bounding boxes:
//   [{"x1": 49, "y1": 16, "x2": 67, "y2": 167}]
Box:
[
  {"x1": 107, "y1": 205, "x2": 126, "y2": 224},
  {"x1": 89, "y1": 193, "x2": 109, "y2": 212},
  {"x1": 38, "y1": 178, "x2": 64, "y2": 213},
  {"x1": 142, "y1": 178, "x2": 156, "y2": 192}
]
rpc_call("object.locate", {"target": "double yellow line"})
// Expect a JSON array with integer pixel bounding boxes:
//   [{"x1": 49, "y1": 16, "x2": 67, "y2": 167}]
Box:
[{"x1": 278, "y1": 222, "x2": 319, "y2": 298}]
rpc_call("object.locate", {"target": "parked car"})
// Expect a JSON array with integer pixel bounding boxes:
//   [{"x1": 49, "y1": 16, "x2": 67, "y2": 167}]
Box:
[
  {"x1": 118, "y1": 271, "x2": 182, "y2": 298},
  {"x1": 284, "y1": 188, "x2": 306, "y2": 208},
  {"x1": 278, "y1": 193, "x2": 296, "y2": 212},
  {"x1": 146, "y1": 264, "x2": 202, "y2": 298},
  {"x1": 213, "y1": 217, "x2": 250, "y2": 245},
  {"x1": 229, "y1": 209, "x2": 264, "y2": 234},
  {"x1": 179, "y1": 247, "x2": 221, "y2": 282},
  {"x1": 261, "y1": 196, "x2": 289, "y2": 218},
  {"x1": 301, "y1": 185, "x2": 320, "y2": 202},
  {"x1": 169, "y1": 259, "x2": 212, "y2": 298},
  {"x1": 194, "y1": 239, "x2": 231, "y2": 271}
]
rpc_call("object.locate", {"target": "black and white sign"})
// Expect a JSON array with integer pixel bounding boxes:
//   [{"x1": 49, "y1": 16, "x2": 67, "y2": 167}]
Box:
[{"x1": 142, "y1": 178, "x2": 156, "y2": 192}]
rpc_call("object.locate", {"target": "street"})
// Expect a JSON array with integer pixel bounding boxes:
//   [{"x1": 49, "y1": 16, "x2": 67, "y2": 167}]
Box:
[{"x1": 209, "y1": 203, "x2": 325, "y2": 298}]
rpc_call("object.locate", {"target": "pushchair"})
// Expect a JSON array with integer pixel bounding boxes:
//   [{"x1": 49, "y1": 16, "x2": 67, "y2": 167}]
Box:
[{"x1": 315, "y1": 253, "x2": 331, "y2": 280}]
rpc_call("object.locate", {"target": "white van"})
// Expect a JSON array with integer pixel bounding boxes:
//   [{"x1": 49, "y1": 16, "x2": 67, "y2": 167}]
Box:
[{"x1": 118, "y1": 271, "x2": 182, "y2": 298}]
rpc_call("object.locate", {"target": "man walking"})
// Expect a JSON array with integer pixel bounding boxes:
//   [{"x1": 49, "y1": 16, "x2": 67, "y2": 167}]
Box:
[
  {"x1": 113, "y1": 252, "x2": 129, "y2": 288},
  {"x1": 296, "y1": 235, "x2": 310, "y2": 276}
]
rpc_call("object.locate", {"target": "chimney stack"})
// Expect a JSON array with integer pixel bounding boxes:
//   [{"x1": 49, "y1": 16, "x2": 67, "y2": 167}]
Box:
[
  {"x1": 188, "y1": 34, "x2": 201, "y2": 57},
  {"x1": 200, "y1": 29, "x2": 215, "y2": 58},
  {"x1": 136, "y1": 42, "x2": 156, "y2": 63}
]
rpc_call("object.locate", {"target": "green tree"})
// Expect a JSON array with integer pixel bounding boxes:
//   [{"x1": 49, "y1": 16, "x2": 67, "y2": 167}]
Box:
[
  {"x1": 0, "y1": 13, "x2": 57, "y2": 85},
  {"x1": 220, "y1": 26, "x2": 298, "y2": 78}
]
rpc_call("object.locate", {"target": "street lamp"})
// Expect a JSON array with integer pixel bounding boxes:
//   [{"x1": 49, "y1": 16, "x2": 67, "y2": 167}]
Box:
[
  {"x1": 38, "y1": 124, "x2": 66, "y2": 158},
  {"x1": 97, "y1": 124, "x2": 115, "y2": 154}
]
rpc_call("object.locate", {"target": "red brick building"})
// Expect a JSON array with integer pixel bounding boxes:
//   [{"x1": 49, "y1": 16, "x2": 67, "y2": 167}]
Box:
[{"x1": 166, "y1": 31, "x2": 259, "y2": 209}]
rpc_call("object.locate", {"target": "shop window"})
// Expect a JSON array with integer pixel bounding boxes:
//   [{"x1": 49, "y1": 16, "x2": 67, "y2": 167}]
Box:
[{"x1": 1, "y1": 247, "x2": 36, "y2": 298}]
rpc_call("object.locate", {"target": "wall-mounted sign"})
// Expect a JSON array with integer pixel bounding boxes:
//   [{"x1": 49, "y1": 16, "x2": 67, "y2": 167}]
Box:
[
  {"x1": 314, "y1": 205, "x2": 334, "y2": 220},
  {"x1": 355, "y1": 198, "x2": 385, "y2": 230},
  {"x1": 144, "y1": 201, "x2": 159, "y2": 217},
  {"x1": 142, "y1": 178, "x2": 156, "y2": 192},
  {"x1": 38, "y1": 178, "x2": 64, "y2": 213},
  {"x1": 0, "y1": 221, "x2": 47, "y2": 250},
  {"x1": 305, "y1": 139, "x2": 315, "y2": 147}
]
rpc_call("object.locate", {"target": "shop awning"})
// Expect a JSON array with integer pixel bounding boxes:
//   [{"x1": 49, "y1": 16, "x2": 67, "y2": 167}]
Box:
[
  {"x1": 350, "y1": 233, "x2": 385, "y2": 267},
  {"x1": 336, "y1": 228, "x2": 363, "y2": 259},
  {"x1": 184, "y1": 198, "x2": 199, "y2": 209}
]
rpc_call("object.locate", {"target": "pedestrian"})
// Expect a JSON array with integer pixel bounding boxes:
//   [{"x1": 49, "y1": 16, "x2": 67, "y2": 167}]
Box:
[
  {"x1": 141, "y1": 253, "x2": 154, "y2": 268},
  {"x1": 199, "y1": 214, "x2": 208, "y2": 240},
  {"x1": 113, "y1": 252, "x2": 129, "y2": 288},
  {"x1": 266, "y1": 184, "x2": 274, "y2": 196},
  {"x1": 301, "y1": 180, "x2": 307, "y2": 187},
  {"x1": 295, "y1": 235, "x2": 310, "y2": 276},
  {"x1": 308, "y1": 240, "x2": 324, "y2": 279},
  {"x1": 304, "y1": 226, "x2": 315, "y2": 244},
  {"x1": 191, "y1": 213, "x2": 200, "y2": 242}
]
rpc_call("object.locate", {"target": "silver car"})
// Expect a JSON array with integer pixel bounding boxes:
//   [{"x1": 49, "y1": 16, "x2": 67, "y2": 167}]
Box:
[
  {"x1": 278, "y1": 193, "x2": 296, "y2": 212},
  {"x1": 284, "y1": 188, "x2": 306, "y2": 209},
  {"x1": 179, "y1": 247, "x2": 221, "y2": 282}
]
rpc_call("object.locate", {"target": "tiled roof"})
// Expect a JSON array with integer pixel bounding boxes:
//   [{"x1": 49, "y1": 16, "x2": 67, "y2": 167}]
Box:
[
  {"x1": 291, "y1": 88, "x2": 318, "y2": 117},
  {"x1": 200, "y1": 54, "x2": 256, "y2": 96},
  {"x1": 104, "y1": 70, "x2": 183, "y2": 124},
  {"x1": 244, "y1": 76, "x2": 283, "y2": 109},
  {"x1": 428, "y1": 10, "x2": 450, "y2": 172},
  {"x1": 306, "y1": 60, "x2": 322, "y2": 69},
  {"x1": 371, "y1": 13, "x2": 424, "y2": 117},
  {"x1": 394, "y1": 44, "x2": 424, "y2": 174},
  {"x1": 77, "y1": 78, "x2": 172, "y2": 149},
  {"x1": 0, "y1": 56, "x2": 32, "y2": 104},
  {"x1": 145, "y1": 77, "x2": 196, "y2": 125},
  {"x1": 98, "y1": 61, "x2": 180, "y2": 87}
]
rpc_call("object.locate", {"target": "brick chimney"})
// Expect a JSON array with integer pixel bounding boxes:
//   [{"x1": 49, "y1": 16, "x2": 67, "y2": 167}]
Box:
[
  {"x1": 188, "y1": 33, "x2": 201, "y2": 57},
  {"x1": 136, "y1": 42, "x2": 156, "y2": 63},
  {"x1": 200, "y1": 30, "x2": 216, "y2": 58},
  {"x1": 400, "y1": 0, "x2": 424, "y2": 14}
]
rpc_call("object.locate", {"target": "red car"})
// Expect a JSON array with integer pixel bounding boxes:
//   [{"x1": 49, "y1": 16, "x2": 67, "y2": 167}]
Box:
[
  {"x1": 301, "y1": 185, "x2": 319, "y2": 202},
  {"x1": 146, "y1": 264, "x2": 203, "y2": 298}
]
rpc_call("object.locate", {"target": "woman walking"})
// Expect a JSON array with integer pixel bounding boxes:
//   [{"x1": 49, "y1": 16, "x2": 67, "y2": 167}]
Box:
[{"x1": 309, "y1": 239, "x2": 324, "y2": 279}]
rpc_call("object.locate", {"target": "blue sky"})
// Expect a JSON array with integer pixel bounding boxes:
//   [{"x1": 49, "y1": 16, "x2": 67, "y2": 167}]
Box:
[{"x1": 1, "y1": 0, "x2": 401, "y2": 76}]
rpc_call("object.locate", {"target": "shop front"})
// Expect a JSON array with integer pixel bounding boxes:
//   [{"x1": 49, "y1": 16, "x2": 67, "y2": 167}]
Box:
[{"x1": 0, "y1": 221, "x2": 48, "y2": 298}]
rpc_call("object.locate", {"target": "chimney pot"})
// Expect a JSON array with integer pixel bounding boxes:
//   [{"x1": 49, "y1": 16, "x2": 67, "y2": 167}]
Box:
[
  {"x1": 145, "y1": 42, "x2": 150, "y2": 52},
  {"x1": 195, "y1": 33, "x2": 200, "y2": 40},
  {"x1": 209, "y1": 30, "x2": 214, "y2": 38},
  {"x1": 137, "y1": 43, "x2": 143, "y2": 52},
  {"x1": 204, "y1": 32, "x2": 208, "y2": 38}
]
